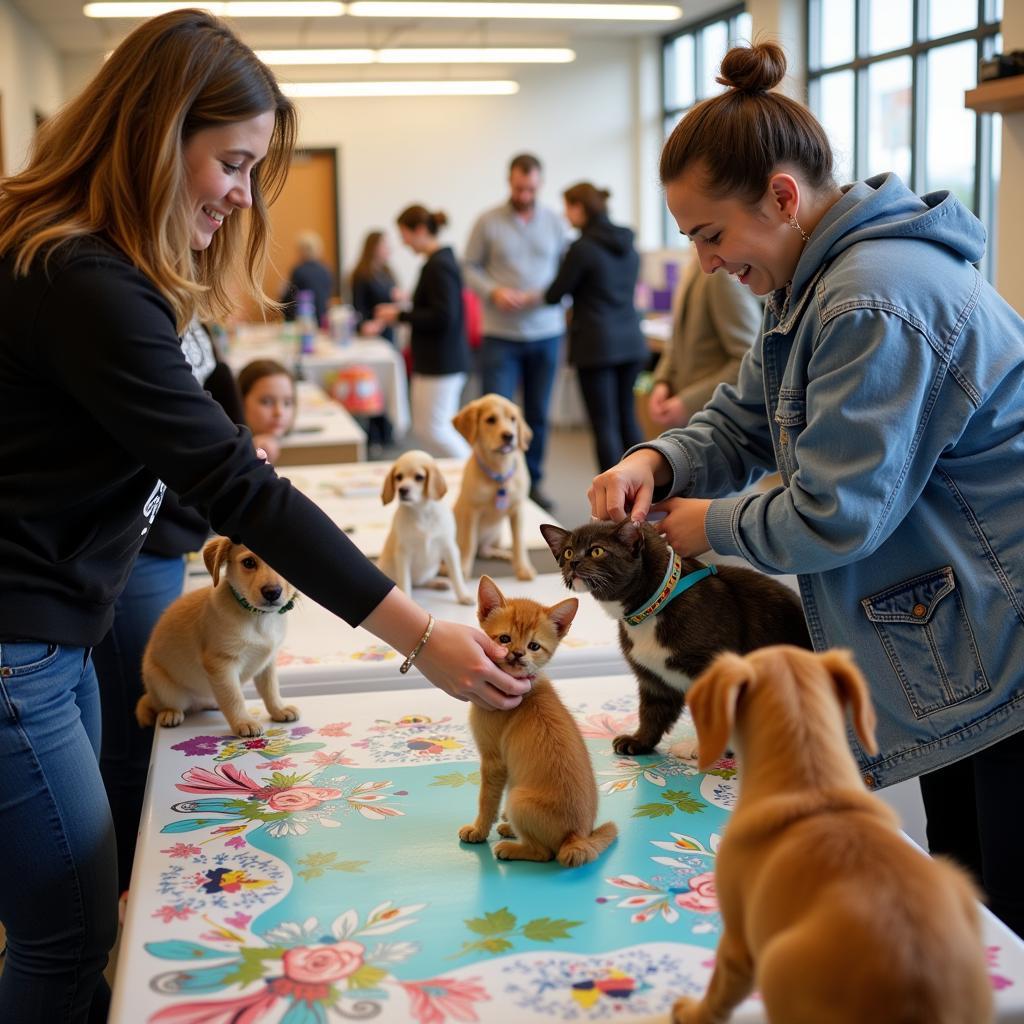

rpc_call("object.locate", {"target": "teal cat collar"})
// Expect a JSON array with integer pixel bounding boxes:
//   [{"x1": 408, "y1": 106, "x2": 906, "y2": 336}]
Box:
[
  {"x1": 228, "y1": 584, "x2": 296, "y2": 615},
  {"x1": 623, "y1": 549, "x2": 717, "y2": 626},
  {"x1": 474, "y1": 454, "x2": 515, "y2": 511}
]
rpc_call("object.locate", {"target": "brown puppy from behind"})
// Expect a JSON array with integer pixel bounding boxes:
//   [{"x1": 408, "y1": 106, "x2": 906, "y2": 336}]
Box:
[
  {"x1": 137, "y1": 537, "x2": 300, "y2": 737},
  {"x1": 459, "y1": 576, "x2": 617, "y2": 866},
  {"x1": 673, "y1": 645, "x2": 992, "y2": 1024},
  {"x1": 452, "y1": 393, "x2": 536, "y2": 581}
]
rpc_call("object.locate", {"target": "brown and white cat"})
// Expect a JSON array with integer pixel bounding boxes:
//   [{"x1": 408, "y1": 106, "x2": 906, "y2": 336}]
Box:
[
  {"x1": 459, "y1": 575, "x2": 618, "y2": 867},
  {"x1": 540, "y1": 520, "x2": 811, "y2": 758}
]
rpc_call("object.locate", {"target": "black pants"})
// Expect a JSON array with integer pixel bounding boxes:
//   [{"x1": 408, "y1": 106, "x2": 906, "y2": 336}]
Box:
[
  {"x1": 919, "y1": 726, "x2": 1024, "y2": 937},
  {"x1": 577, "y1": 360, "x2": 645, "y2": 473}
]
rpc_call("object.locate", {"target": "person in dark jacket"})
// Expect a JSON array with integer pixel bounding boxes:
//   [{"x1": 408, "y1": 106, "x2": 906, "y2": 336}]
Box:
[
  {"x1": 280, "y1": 230, "x2": 334, "y2": 325},
  {"x1": 536, "y1": 182, "x2": 648, "y2": 472},
  {"x1": 0, "y1": 15, "x2": 526, "y2": 1023},
  {"x1": 350, "y1": 230, "x2": 403, "y2": 344},
  {"x1": 375, "y1": 206, "x2": 471, "y2": 458}
]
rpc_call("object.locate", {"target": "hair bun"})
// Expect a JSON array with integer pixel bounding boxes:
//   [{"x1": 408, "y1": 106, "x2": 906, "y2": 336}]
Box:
[
  {"x1": 717, "y1": 42, "x2": 787, "y2": 94},
  {"x1": 432, "y1": 210, "x2": 448, "y2": 229}
]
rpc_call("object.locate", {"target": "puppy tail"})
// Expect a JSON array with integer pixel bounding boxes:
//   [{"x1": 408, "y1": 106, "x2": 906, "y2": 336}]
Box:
[
  {"x1": 556, "y1": 821, "x2": 618, "y2": 868},
  {"x1": 135, "y1": 693, "x2": 157, "y2": 728}
]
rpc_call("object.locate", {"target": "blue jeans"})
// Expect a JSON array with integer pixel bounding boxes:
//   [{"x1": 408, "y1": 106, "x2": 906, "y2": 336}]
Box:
[
  {"x1": 0, "y1": 642, "x2": 118, "y2": 1023},
  {"x1": 92, "y1": 551, "x2": 185, "y2": 890},
  {"x1": 481, "y1": 333, "x2": 562, "y2": 486}
]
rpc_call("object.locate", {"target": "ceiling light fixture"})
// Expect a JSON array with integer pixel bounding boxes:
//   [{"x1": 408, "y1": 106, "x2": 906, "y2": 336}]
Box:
[
  {"x1": 347, "y1": 2, "x2": 682, "y2": 20},
  {"x1": 84, "y1": 2, "x2": 345, "y2": 17},
  {"x1": 257, "y1": 46, "x2": 575, "y2": 64},
  {"x1": 281, "y1": 79, "x2": 519, "y2": 96}
]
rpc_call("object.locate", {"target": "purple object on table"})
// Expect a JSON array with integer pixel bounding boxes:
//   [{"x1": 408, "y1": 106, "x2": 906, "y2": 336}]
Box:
[
  {"x1": 664, "y1": 261, "x2": 681, "y2": 289},
  {"x1": 650, "y1": 288, "x2": 674, "y2": 312}
]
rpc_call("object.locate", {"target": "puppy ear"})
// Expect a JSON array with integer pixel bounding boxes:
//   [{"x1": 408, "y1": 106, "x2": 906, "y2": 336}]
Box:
[
  {"x1": 381, "y1": 465, "x2": 397, "y2": 505},
  {"x1": 546, "y1": 597, "x2": 579, "y2": 638},
  {"x1": 687, "y1": 651, "x2": 750, "y2": 771},
  {"x1": 452, "y1": 399, "x2": 480, "y2": 443},
  {"x1": 614, "y1": 519, "x2": 645, "y2": 557},
  {"x1": 517, "y1": 412, "x2": 533, "y2": 452},
  {"x1": 477, "y1": 575, "x2": 506, "y2": 623},
  {"x1": 821, "y1": 648, "x2": 878, "y2": 755},
  {"x1": 202, "y1": 536, "x2": 233, "y2": 587},
  {"x1": 425, "y1": 461, "x2": 447, "y2": 501},
  {"x1": 539, "y1": 523, "x2": 569, "y2": 560}
]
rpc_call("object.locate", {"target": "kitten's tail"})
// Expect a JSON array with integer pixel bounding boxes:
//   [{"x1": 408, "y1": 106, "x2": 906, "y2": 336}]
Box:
[
  {"x1": 557, "y1": 821, "x2": 618, "y2": 868},
  {"x1": 136, "y1": 693, "x2": 157, "y2": 728}
]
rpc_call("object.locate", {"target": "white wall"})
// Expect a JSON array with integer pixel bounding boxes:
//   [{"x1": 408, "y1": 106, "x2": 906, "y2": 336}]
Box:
[
  {"x1": 995, "y1": 2, "x2": 1024, "y2": 316},
  {"x1": 0, "y1": 0, "x2": 63, "y2": 175}
]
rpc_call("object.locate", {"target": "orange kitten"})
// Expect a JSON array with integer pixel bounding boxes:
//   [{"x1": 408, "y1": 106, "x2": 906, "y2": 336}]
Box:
[{"x1": 459, "y1": 576, "x2": 618, "y2": 867}]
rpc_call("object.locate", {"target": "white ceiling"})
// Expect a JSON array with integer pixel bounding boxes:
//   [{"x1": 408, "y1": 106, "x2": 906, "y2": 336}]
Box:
[{"x1": 13, "y1": 0, "x2": 730, "y2": 57}]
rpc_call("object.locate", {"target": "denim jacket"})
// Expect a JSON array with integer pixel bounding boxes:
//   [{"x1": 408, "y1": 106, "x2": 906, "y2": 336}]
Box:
[{"x1": 643, "y1": 173, "x2": 1024, "y2": 788}]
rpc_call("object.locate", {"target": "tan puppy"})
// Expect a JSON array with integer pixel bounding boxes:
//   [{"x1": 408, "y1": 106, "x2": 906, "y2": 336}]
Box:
[
  {"x1": 137, "y1": 537, "x2": 300, "y2": 737},
  {"x1": 377, "y1": 449, "x2": 472, "y2": 604},
  {"x1": 673, "y1": 645, "x2": 992, "y2": 1024},
  {"x1": 452, "y1": 393, "x2": 536, "y2": 581}
]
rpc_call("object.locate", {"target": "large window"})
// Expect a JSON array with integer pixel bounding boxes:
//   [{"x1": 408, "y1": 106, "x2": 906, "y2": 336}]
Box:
[
  {"x1": 662, "y1": 5, "x2": 752, "y2": 246},
  {"x1": 808, "y1": 0, "x2": 1003, "y2": 277}
]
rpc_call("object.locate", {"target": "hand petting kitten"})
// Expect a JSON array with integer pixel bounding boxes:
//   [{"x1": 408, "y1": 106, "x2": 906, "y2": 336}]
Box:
[{"x1": 648, "y1": 497, "x2": 712, "y2": 556}]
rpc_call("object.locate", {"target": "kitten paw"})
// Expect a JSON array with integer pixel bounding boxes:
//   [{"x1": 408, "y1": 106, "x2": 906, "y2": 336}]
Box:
[
  {"x1": 496, "y1": 822, "x2": 516, "y2": 838},
  {"x1": 232, "y1": 717, "x2": 264, "y2": 737},
  {"x1": 612, "y1": 733, "x2": 657, "y2": 756},
  {"x1": 668, "y1": 738, "x2": 700, "y2": 762},
  {"x1": 479, "y1": 545, "x2": 512, "y2": 561},
  {"x1": 270, "y1": 705, "x2": 300, "y2": 722},
  {"x1": 671, "y1": 995, "x2": 707, "y2": 1024},
  {"x1": 156, "y1": 709, "x2": 185, "y2": 728},
  {"x1": 515, "y1": 564, "x2": 537, "y2": 581},
  {"x1": 459, "y1": 824, "x2": 489, "y2": 843}
]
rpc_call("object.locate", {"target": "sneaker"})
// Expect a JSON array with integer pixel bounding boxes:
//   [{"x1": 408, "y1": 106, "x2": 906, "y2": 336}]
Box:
[{"x1": 529, "y1": 486, "x2": 558, "y2": 513}]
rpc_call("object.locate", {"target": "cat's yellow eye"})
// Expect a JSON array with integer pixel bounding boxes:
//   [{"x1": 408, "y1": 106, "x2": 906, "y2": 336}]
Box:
[
  {"x1": 588, "y1": 546, "x2": 605, "y2": 558},
  {"x1": 562, "y1": 547, "x2": 574, "y2": 561},
  {"x1": 527, "y1": 641, "x2": 541, "y2": 651},
  {"x1": 498, "y1": 634, "x2": 512, "y2": 645}
]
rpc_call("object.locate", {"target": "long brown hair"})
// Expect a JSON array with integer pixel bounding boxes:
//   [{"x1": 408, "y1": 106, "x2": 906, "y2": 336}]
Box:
[
  {"x1": 0, "y1": 8, "x2": 296, "y2": 330},
  {"x1": 396, "y1": 206, "x2": 448, "y2": 236},
  {"x1": 563, "y1": 182, "x2": 610, "y2": 223},
  {"x1": 350, "y1": 230, "x2": 394, "y2": 288},
  {"x1": 659, "y1": 42, "x2": 834, "y2": 202}
]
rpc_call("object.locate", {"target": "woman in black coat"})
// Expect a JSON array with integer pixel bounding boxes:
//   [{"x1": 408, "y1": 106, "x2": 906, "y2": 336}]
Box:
[{"x1": 539, "y1": 182, "x2": 648, "y2": 471}]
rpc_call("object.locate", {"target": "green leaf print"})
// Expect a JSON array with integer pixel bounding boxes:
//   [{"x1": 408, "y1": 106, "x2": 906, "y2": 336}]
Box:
[
  {"x1": 521, "y1": 917, "x2": 584, "y2": 942},
  {"x1": 633, "y1": 788, "x2": 704, "y2": 818},
  {"x1": 296, "y1": 851, "x2": 368, "y2": 880},
  {"x1": 224, "y1": 946, "x2": 285, "y2": 987},
  {"x1": 431, "y1": 770, "x2": 481, "y2": 788},
  {"x1": 465, "y1": 907, "x2": 517, "y2": 935},
  {"x1": 633, "y1": 802, "x2": 677, "y2": 819}
]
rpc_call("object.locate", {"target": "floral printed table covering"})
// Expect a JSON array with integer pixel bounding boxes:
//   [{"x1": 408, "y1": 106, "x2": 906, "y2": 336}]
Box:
[{"x1": 111, "y1": 676, "x2": 1024, "y2": 1024}]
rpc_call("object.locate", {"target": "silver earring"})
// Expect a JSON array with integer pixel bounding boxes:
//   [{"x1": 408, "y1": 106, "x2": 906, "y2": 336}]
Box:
[{"x1": 789, "y1": 214, "x2": 810, "y2": 243}]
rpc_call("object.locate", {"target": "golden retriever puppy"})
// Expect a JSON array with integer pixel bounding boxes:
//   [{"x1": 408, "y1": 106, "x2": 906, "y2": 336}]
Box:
[
  {"x1": 377, "y1": 449, "x2": 472, "y2": 605},
  {"x1": 452, "y1": 393, "x2": 536, "y2": 581},
  {"x1": 673, "y1": 645, "x2": 992, "y2": 1024},
  {"x1": 137, "y1": 537, "x2": 300, "y2": 737}
]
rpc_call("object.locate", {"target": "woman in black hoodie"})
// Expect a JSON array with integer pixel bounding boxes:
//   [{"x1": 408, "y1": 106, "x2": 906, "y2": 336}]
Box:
[{"x1": 539, "y1": 183, "x2": 648, "y2": 471}]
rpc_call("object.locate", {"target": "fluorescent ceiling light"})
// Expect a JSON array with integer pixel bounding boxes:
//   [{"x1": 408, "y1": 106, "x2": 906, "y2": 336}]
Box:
[
  {"x1": 282, "y1": 79, "x2": 519, "y2": 96},
  {"x1": 85, "y1": 2, "x2": 344, "y2": 16},
  {"x1": 257, "y1": 47, "x2": 575, "y2": 64},
  {"x1": 348, "y1": 2, "x2": 682, "y2": 19}
]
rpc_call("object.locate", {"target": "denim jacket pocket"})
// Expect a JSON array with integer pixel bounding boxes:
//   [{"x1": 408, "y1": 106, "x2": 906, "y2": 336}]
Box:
[
  {"x1": 773, "y1": 388, "x2": 806, "y2": 481},
  {"x1": 861, "y1": 566, "x2": 990, "y2": 718}
]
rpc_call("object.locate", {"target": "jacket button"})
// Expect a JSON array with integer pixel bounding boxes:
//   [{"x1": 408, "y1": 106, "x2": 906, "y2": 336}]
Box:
[
  {"x1": 912, "y1": 603, "x2": 927, "y2": 618},
  {"x1": 863, "y1": 773, "x2": 876, "y2": 789}
]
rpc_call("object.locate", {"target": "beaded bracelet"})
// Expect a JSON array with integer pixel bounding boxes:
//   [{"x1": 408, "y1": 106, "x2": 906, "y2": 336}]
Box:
[{"x1": 399, "y1": 614, "x2": 435, "y2": 675}]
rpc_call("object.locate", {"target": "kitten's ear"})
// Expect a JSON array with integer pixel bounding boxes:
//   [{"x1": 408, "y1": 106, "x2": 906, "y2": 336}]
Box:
[
  {"x1": 539, "y1": 523, "x2": 569, "y2": 559},
  {"x1": 615, "y1": 519, "x2": 645, "y2": 556},
  {"x1": 820, "y1": 648, "x2": 878, "y2": 755},
  {"x1": 687, "y1": 651, "x2": 750, "y2": 771},
  {"x1": 547, "y1": 597, "x2": 579, "y2": 638},
  {"x1": 477, "y1": 575, "x2": 506, "y2": 622}
]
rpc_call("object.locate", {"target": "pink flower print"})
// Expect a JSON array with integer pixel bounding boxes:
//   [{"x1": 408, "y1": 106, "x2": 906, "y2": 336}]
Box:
[
  {"x1": 262, "y1": 758, "x2": 297, "y2": 770},
  {"x1": 150, "y1": 989, "x2": 279, "y2": 1023},
  {"x1": 282, "y1": 940, "x2": 365, "y2": 984},
  {"x1": 578, "y1": 712, "x2": 640, "y2": 739},
  {"x1": 674, "y1": 872, "x2": 718, "y2": 914},
  {"x1": 401, "y1": 976, "x2": 490, "y2": 1024},
  {"x1": 309, "y1": 750, "x2": 356, "y2": 767},
  {"x1": 161, "y1": 843, "x2": 201, "y2": 858},
  {"x1": 224, "y1": 912, "x2": 251, "y2": 929},
  {"x1": 225, "y1": 837, "x2": 246, "y2": 849},
  {"x1": 318, "y1": 722, "x2": 352, "y2": 737},
  {"x1": 151, "y1": 904, "x2": 195, "y2": 924},
  {"x1": 266, "y1": 785, "x2": 342, "y2": 811},
  {"x1": 177, "y1": 763, "x2": 264, "y2": 797}
]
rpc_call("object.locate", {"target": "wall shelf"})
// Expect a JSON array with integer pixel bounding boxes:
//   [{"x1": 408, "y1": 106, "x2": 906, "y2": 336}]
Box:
[{"x1": 965, "y1": 76, "x2": 1024, "y2": 114}]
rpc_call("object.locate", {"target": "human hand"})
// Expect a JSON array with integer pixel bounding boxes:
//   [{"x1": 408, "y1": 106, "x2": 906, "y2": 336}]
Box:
[
  {"x1": 415, "y1": 619, "x2": 530, "y2": 711},
  {"x1": 390, "y1": 286, "x2": 409, "y2": 303},
  {"x1": 588, "y1": 448, "x2": 672, "y2": 523},
  {"x1": 649, "y1": 497, "x2": 712, "y2": 556},
  {"x1": 374, "y1": 303, "x2": 400, "y2": 325},
  {"x1": 492, "y1": 286, "x2": 526, "y2": 312},
  {"x1": 650, "y1": 393, "x2": 689, "y2": 428},
  {"x1": 647, "y1": 381, "x2": 672, "y2": 420},
  {"x1": 252, "y1": 434, "x2": 281, "y2": 463},
  {"x1": 358, "y1": 319, "x2": 382, "y2": 337}
]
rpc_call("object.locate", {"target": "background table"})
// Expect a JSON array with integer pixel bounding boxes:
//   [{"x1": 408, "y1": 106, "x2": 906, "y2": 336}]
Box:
[
  {"x1": 276, "y1": 381, "x2": 366, "y2": 466},
  {"x1": 110, "y1": 676, "x2": 1024, "y2": 1024}
]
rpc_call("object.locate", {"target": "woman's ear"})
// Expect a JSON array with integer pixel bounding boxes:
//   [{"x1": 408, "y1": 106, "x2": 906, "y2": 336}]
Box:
[{"x1": 767, "y1": 171, "x2": 801, "y2": 222}]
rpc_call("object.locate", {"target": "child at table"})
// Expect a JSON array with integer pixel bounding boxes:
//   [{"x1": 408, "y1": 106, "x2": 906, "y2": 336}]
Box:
[{"x1": 238, "y1": 358, "x2": 297, "y2": 463}]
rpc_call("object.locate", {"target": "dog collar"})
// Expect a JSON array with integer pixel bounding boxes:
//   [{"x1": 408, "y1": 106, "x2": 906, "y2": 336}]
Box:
[
  {"x1": 474, "y1": 453, "x2": 516, "y2": 511},
  {"x1": 623, "y1": 549, "x2": 717, "y2": 626},
  {"x1": 228, "y1": 584, "x2": 296, "y2": 615}
]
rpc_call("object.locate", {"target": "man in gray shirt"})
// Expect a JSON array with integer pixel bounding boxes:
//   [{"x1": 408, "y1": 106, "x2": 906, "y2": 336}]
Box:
[{"x1": 464, "y1": 153, "x2": 568, "y2": 512}]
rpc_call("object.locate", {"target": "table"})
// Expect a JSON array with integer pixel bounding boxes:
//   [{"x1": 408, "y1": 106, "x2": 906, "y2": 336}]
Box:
[
  {"x1": 227, "y1": 324, "x2": 410, "y2": 437},
  {"x1": 276, "y1": 381, "x2": 366, "y2": 466},
  {"x1": 110, "y1": 676, "x2": 1024, "y2": 1023}
]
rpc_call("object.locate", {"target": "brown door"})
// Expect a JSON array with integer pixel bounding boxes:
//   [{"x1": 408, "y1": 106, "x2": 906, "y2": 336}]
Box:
[{"x1": 235, "y1": 147, "x2": 341, "y2": 322}]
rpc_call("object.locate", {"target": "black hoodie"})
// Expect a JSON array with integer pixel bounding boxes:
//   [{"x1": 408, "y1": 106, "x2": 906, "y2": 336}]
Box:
[{"x1": 543, "y1": 214, "x2": 648, "y2": 369}]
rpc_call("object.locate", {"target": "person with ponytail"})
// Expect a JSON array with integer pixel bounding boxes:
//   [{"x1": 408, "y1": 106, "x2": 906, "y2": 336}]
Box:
[
  {"x1": 535, "y1": 181, "x2": 648, "y2": 472},
  {"x1": 589, "y1": 41, "x2": 1024, "y2": 936},
  {"x1": 374, "y1": 205, "x2": 471, "y2": 457},
  {"x1": 0, "y1": 14, "x2": 528, "y2": 1021}
]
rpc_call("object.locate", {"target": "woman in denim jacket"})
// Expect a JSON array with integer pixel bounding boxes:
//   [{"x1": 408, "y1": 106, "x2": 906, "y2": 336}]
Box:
[{"x1": 590, "y1": 41, "x2": 1024, "y2": 937}]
